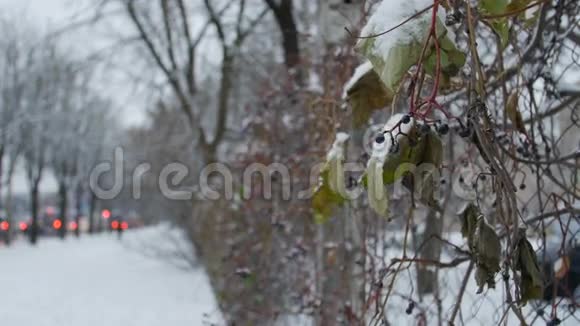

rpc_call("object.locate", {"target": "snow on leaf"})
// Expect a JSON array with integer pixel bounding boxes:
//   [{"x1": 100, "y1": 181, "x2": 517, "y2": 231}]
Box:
[
  {"x1": 313, "y1": 133, "x2": 350, "y2": 223},
  {"x1": 343, "y1": 61, "x2": 375, "y2": 97},
  {"x1": 357, "y1": 0, "x2": 465, "y2": 92},
  {"x1": 366, "y1": 134, "x2": 390, "y2": 216},
  {"x1": 344, "y1": 61, "x2": 393, "y2": 127},
  {"x1": 326, "y1": 132, "x2": 349, "y2": 195}
]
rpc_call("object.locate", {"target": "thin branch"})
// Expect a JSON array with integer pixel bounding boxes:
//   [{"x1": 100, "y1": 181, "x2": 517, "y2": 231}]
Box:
[{"x1": 160, "y1": 0, "x2": 178, "y2": 72}]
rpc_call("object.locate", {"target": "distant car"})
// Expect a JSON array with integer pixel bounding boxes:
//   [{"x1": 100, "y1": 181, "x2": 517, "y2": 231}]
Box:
[
  {"x1": 109, "y1": 217, "x2": 129, "y2": 232},
  {"x1": 18, "y1": 220, "x2": 29, "y2": 234},
  {"x1": 109, "y1": 216, "x2": 128, "y2": 239},
  {"x1": 540, "y1": 244, "x2": 580, "y2": 302},
  {"x1": 539, "y1": 216, "x2": 580, "y2": 302}
]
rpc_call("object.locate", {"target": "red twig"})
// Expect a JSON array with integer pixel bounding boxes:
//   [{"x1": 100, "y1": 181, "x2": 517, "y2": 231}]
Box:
[{"x1": 409, "y1": 0, "x2": 446, "y2": 121}]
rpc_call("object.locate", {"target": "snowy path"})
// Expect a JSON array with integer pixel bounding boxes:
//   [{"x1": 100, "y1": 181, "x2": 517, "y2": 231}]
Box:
[{"x1": 0, "y1": 227, "x2": 222, "y2": 326}]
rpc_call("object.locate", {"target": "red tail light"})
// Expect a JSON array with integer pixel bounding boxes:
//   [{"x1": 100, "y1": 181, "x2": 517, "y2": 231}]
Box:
[
  {"x1": 53, "y1": 219, "x2": 62, "y2": 230},
  {"x1": 69, "y1": 221, "x2": 78, "y2": 230},
  {"x1": 111, "y1": 221, "x2": 119, "y2": 229},
  {"x1": 19, "y1": 222, "x2": 28, "y2": 231},
  {"x1": 121, "y1": 222, "x2": 128, "y2": 230},
  {"x1": 0, "y1": 221, "x2": 9, "y2": 231}
]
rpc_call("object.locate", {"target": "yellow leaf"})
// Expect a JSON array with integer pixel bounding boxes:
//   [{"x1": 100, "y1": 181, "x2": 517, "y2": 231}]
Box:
[{"x1": 506, "y1": 0, "x2": 532, "y2": 12}]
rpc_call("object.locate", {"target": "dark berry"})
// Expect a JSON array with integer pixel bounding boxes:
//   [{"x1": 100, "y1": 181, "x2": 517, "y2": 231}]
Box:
[
  {"x1": 401, "y1": 114, "x2": 411, "y2": 124},
  {"x1": 547, "y1": 317, "x2": 561, "y2": 326},
  {"x1": 445, "y1": 11, "x2": 463, "y2": 26},
  {"x1": 375, "y1": 134, "x2": 385, "y2": 144},
  {"x1": 536, "y1": 308, "x2": 544, "y2": 316},
  {"x1": 440, "y1": 179, "x2": 446, "y2": 185},
  {"x1": 516, "y1": 147, "x2": 524, "y2": 154},
  {"x1": 502, "y1": 272, "x2": 510, "y2": 281},
  {"x1": 519, "y1": 183, "x2": 526, "y2": 190},
  {"x1": 459, "y1": 127, "x2": 471, "y2": 138},
  {"x1": 459, "y1": 176, "x2": 464, "y2": 184},
  {"x1": 480, "y1": 175, "x2": 486, "y2": 181},
  {"x1": 437, "y1": 124, "x2": 449, "y2": 135},
  {"x1": 405, "y1": 301, "x2": 415, "y2": 315}
]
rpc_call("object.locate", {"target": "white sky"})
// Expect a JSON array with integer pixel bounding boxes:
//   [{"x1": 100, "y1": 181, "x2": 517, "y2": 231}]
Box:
[{"x1": 0, "y1": 0, "x2": 149, "y2": 123}]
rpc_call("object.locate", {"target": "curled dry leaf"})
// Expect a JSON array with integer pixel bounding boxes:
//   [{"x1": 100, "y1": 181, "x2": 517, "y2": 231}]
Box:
[
  {"x1": 459, "y1": 203, "x2": 480, "y2": 250},
  {"x1": 505, "y1": 91, "x2": 527, "y2": 135},
  {"x1": 514, "y1": 231, "x2": 543, "y2": 304},
  {"x1": 474, "y1": 215, "x2": 502, "y2": 293}
]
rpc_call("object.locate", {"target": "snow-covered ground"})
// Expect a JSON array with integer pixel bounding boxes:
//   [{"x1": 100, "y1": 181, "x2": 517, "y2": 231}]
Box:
[{"x1": 0, "y1": 225, "x2": 222, "y2": 326}]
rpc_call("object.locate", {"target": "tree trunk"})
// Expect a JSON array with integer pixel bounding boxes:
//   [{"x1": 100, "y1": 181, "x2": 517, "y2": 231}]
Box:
[
  {"x1": 0, "y1": 146, "x2": 9, "y2": 246},
  {"x1": 30, "y1": 183, "x2": 40, "y2": 245},
  {"x1": 0, "y1": 146, "x2": 4, "y2": 208},
  {"x1": 416, "y1": 210, "x2": 443, "y2": 296},
  {"x1": 265, "y1": 0, "x2": 301, "y2": 70},
  {"x1": 74, "y1": 183, "x2": 82, "y2": 238},
  {"x1": 4, "y1": 155, "x2": 19, "y2": 246},
  {"x1": 58, "y1": 181, "x2": 68, "y2": 239},
  {"x1": 88, "y1": 192, "x2": 97, "y2": 234}
]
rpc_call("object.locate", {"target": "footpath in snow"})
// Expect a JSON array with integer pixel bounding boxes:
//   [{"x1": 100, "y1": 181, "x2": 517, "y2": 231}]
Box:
[{"x1": 0, "y1": 225, "x2": 222, "y2": 326}]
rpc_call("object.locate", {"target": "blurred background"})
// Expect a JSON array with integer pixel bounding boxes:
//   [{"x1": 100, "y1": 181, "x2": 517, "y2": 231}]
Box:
[{"x1": 0, "y1": 0, "x2": 579, "y2": 325}]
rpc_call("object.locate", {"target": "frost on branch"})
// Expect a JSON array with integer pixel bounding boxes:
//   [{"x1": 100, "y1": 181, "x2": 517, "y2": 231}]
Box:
[{"x1": 357, "y1": 0, "x2": 465, "y2": 92}]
